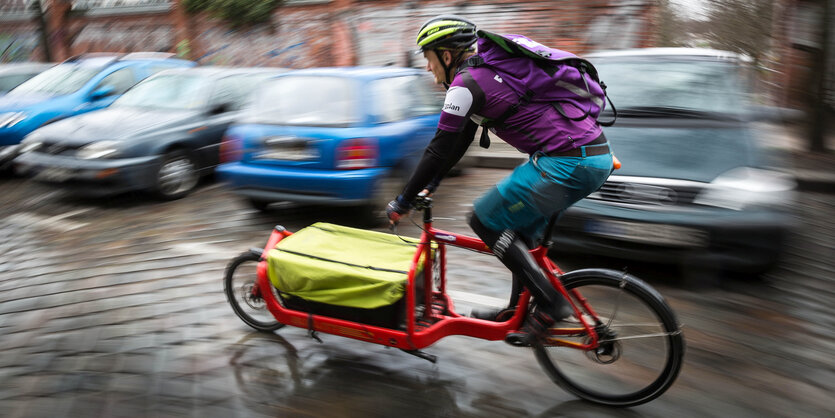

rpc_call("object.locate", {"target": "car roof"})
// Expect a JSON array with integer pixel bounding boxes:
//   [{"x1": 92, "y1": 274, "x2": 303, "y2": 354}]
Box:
[
  {"x1": 0, "y1": 62, "x2": 54, "y2": 75},
  {"x1": 150, "y1": 66, "x2": 288, "y2": 79},
  {"x1": 61, "y1": 52, "x2": 193, "y2": 68},
  {"x1": 585, "y1": 48, "x2": 748, "y2": 62},
  {"x1": 278, "y1": 66, "x2": 423, "y2": 80}
]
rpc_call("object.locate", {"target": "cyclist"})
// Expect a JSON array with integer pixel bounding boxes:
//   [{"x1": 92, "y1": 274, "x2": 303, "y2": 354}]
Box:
[{"x1": 387, "y1": 15, "x2": 613, "y2": 346}]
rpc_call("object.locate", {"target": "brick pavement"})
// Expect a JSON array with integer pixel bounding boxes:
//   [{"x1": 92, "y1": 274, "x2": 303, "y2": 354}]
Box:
[{"x1": 0, "y1": 167, "x2": 833, "y2": 417}]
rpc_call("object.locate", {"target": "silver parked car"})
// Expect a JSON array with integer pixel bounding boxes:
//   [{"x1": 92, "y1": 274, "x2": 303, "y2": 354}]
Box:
[
  {"x1": 551, "y1": 48, "x2": 797, "y2": 281},
  {"x1": 0, "y1": 63, "x2": 53, "y2": 96}
]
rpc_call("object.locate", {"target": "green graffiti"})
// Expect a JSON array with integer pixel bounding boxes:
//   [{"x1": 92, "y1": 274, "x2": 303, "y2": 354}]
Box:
[
  {"x1": 0, "y1": 34, "x2": 38, "y2": 63},
  {"x1": 176, "y1": 39, "x2": 191, "y2": 59}
]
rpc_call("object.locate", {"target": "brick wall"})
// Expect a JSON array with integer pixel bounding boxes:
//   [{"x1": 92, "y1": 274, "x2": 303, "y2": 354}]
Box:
[
  {"x1": 770, "y1": 0, "x2": 834, "y2": 111},
  {"x1": 0, "y1": 0, "x2": 660, "y2": 67}
]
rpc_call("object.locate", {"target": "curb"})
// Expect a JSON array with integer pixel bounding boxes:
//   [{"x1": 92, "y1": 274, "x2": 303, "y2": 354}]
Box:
[{"x1": 470, "y1": 154, "x2": 835, "y2": 194}]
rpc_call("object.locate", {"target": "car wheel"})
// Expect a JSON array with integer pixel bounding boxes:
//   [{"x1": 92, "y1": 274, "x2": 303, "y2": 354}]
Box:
[
  {"x1": 154, "y1": 150, "x2": 199, "y2": 200},
  {"x1": 248, "y1": 198, "x2": 271, "y2": 212},
  {"x1": 361, "y1": 168, "x2": 405, "y2": 225}
]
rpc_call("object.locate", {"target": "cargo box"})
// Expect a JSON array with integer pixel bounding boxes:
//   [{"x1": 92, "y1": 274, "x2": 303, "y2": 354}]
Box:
[{"x1": 267, "y1": 223, "x2": 429, "y2": 328}]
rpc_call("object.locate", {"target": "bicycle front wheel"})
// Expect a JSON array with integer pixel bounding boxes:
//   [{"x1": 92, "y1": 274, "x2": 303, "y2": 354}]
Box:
[
  {"x1": 224, "y1": 250, "x2": 284, "y2": 332},
  {"x1": 534, "y1": 269, "x2": 684, "y2": 407}
]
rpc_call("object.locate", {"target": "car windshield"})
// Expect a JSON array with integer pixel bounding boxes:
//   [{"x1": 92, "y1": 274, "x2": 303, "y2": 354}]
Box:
[
  {"x1": 0, "y1": 74, "x2": 34, "y2": 93},
  {"x1": 113, "y1": 74, "x2": 207, "y2": 110},
  {"x1": 8, "y1": 64, "x2": 100, "y2": 96},
  {"x1": 247, "y1": 75, "x2": 360, "y2": 126},
  {"x1": 590, "y1": 57, "x2": 748, "y2": 114}
]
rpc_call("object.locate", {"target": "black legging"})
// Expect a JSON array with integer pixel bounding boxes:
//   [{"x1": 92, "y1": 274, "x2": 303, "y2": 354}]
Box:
[{"x1": 469, "y1": 213, "x2": 571, "y2": 319}]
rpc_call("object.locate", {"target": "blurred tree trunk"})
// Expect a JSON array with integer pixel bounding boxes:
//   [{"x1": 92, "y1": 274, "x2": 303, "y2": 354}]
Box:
[
  {"x1": 32, "y1": 0, "x2": 52, "y2": 61},
  {"x1": 657, "y1": 0, "x2": 685, "y2": 47},
  {"x1": 704, "y1": 0, "x2": 775, "y2": 68},
  {"x1": 808, "y1": 0, "x2": 831, "y2": 153}
]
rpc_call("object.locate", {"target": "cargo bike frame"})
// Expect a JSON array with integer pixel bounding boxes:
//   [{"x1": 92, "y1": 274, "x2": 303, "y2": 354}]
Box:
[{"x1": 224, "y1": 196, "x2": 685, "y2": 407}]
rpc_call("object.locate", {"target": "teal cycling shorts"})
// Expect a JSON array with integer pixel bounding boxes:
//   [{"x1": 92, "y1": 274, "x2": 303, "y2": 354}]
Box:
[{"x1": 473, "y1": 150, "x2": 613, "y2": 241}]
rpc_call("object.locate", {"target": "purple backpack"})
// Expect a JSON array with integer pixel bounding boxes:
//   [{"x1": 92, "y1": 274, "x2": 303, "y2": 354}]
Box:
[{"x1": 463, "y1": 31, "x2": 616, "y2": 148}]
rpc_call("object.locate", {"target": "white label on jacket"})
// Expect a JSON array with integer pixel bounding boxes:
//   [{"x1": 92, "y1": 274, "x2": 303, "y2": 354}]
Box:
[{"x1": 442, "y1": 86, "x2": 472, "y2": 117}]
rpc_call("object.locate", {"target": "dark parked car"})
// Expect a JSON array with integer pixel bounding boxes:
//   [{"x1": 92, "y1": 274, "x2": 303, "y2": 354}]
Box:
[
  {"x1": 551, "y1": 48, "x2": 797, "y2": 279},
  {"x1": 0, "y1": 53, "x2": 194, "y2": 169},
  {"x1": 216, "y1": 66, "x2": 443, "y2": 218},
  {"x1": 0, "y1": 63, "x2": 53, "y2": 96},
  {"x1": 15, "y1": 66, "x2": 285, "y2": 199}
]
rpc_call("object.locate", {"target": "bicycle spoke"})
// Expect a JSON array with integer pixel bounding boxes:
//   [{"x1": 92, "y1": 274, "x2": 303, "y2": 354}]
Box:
[
  {"x1": 599, "y1": 330, "x2": 682, "y2": 343},
  {"x1": 535, "y1": 271, "x2": 684, "y2": 407},
  {"x1": 604, "y1": 276, "x2": 628, "y2": 329}
]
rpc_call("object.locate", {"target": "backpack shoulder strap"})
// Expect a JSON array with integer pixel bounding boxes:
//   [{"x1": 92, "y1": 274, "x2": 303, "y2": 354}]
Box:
[
  {"x1": 458, "y1": 54, "x2": 536, "y2": 149},
  {"x1": 458, "y1": 55, "x2": 484, "y2": 73}
]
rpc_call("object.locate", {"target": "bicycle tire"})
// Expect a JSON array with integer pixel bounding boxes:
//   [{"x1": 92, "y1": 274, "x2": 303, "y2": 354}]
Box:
[
  {"x1": 224, "y1": 250, "x2": 285, "y2": 332},
  {"x1": 533, "y1": 268, "x2": 684, "y2": 407}
]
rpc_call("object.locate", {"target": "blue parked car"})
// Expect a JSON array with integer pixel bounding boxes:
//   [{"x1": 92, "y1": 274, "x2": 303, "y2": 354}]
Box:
[
  {"x1": 0, "y1": 53, "x2": 194, "y2": 169},
  {"x1": 217, "y1": 67, "x2": 443, "y2": 220}
]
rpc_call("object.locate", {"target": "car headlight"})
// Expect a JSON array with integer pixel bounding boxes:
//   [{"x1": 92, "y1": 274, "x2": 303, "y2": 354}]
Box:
[
  {"x1": 18, "y1": 140, "x2": 41, "y2": 154},
  {"x1": 694, "y1": 167, "x2": 797, "y2": 211},
  {"x1": 0, "y1": 144, "x2": 19, "y2": 158},
  {"x1": 77, "y1": 141, "x2": 120, "y2": 159},
  {"x1": 0, "y1": 112, "x2": 27, "y2": 128}
]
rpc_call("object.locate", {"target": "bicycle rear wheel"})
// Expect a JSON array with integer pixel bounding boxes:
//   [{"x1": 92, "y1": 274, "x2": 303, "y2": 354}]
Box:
[
  {"x1": 224, "y1": 250, "x2": 284, "y2": 332},
  {"x1": 534, "y1": 269, "x2": 684, "y2": 407}
]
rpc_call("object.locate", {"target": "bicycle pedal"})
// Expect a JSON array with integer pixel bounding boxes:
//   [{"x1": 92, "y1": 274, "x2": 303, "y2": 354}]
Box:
[{"x1": 504, "y1": 333, "x2": 532, "y2": 347}]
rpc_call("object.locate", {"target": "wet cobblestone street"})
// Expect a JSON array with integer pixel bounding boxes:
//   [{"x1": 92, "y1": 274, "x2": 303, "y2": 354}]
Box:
[{"x1": 0, "y1": 170, "x2": 833, "y2": 417}]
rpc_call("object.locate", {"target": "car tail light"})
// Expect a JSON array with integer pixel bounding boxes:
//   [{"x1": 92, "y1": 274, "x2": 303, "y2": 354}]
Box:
[
  {"x1": 336, "y1": 138, "x2": 377, "y2": 169},
  {"x1": 220, "y1": 134, "x2": 243, "y2": 163}
]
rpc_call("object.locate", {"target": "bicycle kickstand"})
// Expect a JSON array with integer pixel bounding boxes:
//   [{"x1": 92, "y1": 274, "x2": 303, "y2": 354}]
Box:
[
  {"x1": 400, "y1": 349, "x2": 438, "y2": 363},
  {"x1": 306, "y1": 314, "x2": 323, "y2": 343}
]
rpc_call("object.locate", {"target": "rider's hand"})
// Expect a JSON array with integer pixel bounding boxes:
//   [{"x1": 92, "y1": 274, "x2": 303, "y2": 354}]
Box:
[{"x1": 386, "y1": 196, "x2": 410, "y2": 225}]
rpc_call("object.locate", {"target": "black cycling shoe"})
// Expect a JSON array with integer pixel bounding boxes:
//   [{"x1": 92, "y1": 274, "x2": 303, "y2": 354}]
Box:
[
  {"x1": 505, "y1": 310, "x2": 557, "y2": 347},
  {"x1": 470, "y1": 307, "x2": 515, "y2": 322}
]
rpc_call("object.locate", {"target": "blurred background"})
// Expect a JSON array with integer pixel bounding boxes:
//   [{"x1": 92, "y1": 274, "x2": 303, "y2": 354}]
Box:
[
  {"x1": 1, "y1": 0, "x2": 831, "y2": 137},
  {"x1": 0, "y1": 1, "x2": 833, "y2": 417}
]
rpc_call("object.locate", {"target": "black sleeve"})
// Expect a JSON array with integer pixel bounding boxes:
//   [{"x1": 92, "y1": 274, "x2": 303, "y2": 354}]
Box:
[
  {"x1": 425, "y1": 119, "x2": 478, "y2": 191},
  {"x1": 399, "y1": 122, "x2": 476, "y2": 205}
]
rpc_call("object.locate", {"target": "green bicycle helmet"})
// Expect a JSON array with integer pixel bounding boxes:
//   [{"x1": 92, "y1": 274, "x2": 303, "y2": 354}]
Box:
[{"x1": 415, "y1": 15, "x2": 477, "y2": 54}]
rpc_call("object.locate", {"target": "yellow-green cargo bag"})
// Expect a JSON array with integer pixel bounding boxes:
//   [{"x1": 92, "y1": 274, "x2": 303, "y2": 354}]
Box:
[{"x1": 267, "y1": 223, "x2": 428, "y2": 327}]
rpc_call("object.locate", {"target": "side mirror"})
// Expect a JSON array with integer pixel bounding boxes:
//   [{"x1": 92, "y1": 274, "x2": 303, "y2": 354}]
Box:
[
  {"x1": 208, "y1": 102, "x2": 231, "y2": 115},
  {"x1": 90, "y1": 85, "x2": 116, "y2": 100},
  {"x1": 747, "y1": 105, "x2": 805, "y2": 123}
]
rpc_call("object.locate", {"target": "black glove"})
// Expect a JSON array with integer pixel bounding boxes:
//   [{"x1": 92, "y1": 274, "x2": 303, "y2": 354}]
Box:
[{"x1": 386, "y1": 195, "x2": 410, "y2": 224}]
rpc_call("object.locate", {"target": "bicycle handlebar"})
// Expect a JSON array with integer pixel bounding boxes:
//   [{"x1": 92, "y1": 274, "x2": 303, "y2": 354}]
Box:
[{"x1": 412, "y1": 194, "x2": 433, "y2": 211}]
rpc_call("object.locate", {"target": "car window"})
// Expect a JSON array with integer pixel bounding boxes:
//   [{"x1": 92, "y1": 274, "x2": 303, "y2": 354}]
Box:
[
  {"x1": 7, "y1": 64, "x2": 101, "y2": 96},
  {"x1": 112, "y1": 74, "x2": 208, "y2": 110},
  {"x1": 590, "y1": 58, "x2": 746, "y2": 113},
  {"x1": 207, "y1": 74, "x2": 266, "y2": 111},
  {"x1": 0, "y1": 74, "x2": 35, "y2": 93},
  {"x1": 93, "y1": 67, "x2": 137, "y2": 96},
  {"x1": 147, "y1": 65, "x2": 182, "y2": 76},
  {"x1": 248, "y1": 75, "x2": 360, "y2": 126},
  {"x1": 410, "y1": 74, "x2": 445, "y2": 116},
  {"x1": 367, "y1": 75, "x2": 443, "y2": 123},
  {"x1": 368, "y1": 76, "x2": 412, "y2": 123}
]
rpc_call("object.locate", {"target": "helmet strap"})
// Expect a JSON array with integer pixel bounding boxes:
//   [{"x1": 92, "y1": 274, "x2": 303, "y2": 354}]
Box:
[{"x1": 437, "y1": 49, "x2": 466, "y2": 89}]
